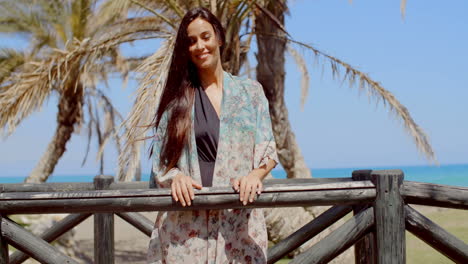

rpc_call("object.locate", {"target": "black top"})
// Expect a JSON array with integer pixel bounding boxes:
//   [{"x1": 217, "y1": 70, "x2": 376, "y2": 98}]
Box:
[{"x1": 194, "y1": 85, "x2": 220, "y2": 187}]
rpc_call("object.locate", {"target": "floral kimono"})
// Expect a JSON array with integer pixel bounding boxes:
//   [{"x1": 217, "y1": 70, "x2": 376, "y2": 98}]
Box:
[{"x1": 147, "y1": 71, "x2": 279, "y2": 264}]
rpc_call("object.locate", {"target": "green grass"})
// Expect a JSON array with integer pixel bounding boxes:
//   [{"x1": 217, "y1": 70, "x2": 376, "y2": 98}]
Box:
[{"x1": 406, "y1": 207, "x2": 468, "y2": 264}]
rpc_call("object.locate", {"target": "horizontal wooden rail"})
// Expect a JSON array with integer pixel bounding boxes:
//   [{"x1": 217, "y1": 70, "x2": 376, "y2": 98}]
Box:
[
  {"x1": 0, "y1": 181, "x2": 375, "y2": 214},
  {"x1": 0, "y1": 181, "x2": 374, "y2": 200},
  {"x1": 1, "y1": 217, "x2": 78, "y2": 264},
  {"x1": 405, "y1": 205, "x2": 468, "y2": 263},
  {"x1": 290, "y1": 207, "x2": 375, "y2": 264},
  {"x1": 0, "y1": 178, "x2": 355, "y2": 193},
  {"x1": 8, "y1": 213, "x2": 91, "y2": 264},
  {"x1": 0, "y1": 183, "x2": 95, "y2": 193},
  {"x1": 267, "y1": 205, "x2": 353, "y2": 263},
  {"x1": 402, "y1": 181, "x2": 468, "y2": 210}
]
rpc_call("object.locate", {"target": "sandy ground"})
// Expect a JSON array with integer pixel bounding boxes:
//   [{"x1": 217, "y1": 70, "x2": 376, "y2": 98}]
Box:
[{"x1": 73, "y1": 212, "x2": 158, "y2": 264}]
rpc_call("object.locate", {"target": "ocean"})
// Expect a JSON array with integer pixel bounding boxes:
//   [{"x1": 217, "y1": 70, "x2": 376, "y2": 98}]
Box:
[{"x1": 1, "y1": 164, "x2": 467, "y2": 187}]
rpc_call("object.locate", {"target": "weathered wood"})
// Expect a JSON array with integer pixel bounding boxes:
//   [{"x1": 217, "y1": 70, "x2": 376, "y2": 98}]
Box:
[
  {"x1": 0, "y1": 188, "x2": 376, "y2": 214},
  {"x1": 290, "y1": 207, "x2": 375, "y2": 264},
  {"x1": 119, "y1": 178, "x2": 354, "y2": 189},
  {"x1": 94, "y1": 175, "x2": 114, "y2": 264},
  {"x1": 0, "y1": 178, "x2": 353, "y2": 192},
  {"x1": 115, "y1": 212, "x2": 153, "y2": 237},
  {"x1": 402, "y1": 181, "x2": 468, "y2": 210},
  {"x1": 371, "y1": 170, "x2": 405, "y2": 264},
  {"x1": 1, "y1": 217, "x2": 78, "y2": 264},
  {"x1": 9, "y1": 213, "x2": 91, "y2": 264},
  {"x1": 0, "y1": 215, "x2": 8, "y2": 264},
  {"x1": 267, "y1": 205, "x2": 353, "y2": 264},
  {"x1": 352, "y1": 170, "x2": 377, "y2": 264},
  {"x1": 0, "y1": 181, "x2": 374, "y2": 200},
  {"x1": 0, "y1": 182, "x2": 95, "y2": 192},
  {"x1": 405, "y1": 205, "x2": 468, "y2": 263}
]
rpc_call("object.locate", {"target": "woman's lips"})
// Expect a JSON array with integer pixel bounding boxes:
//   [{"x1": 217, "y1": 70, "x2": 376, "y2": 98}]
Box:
[{"x1": 196, "y1": 53, "x2": 209, "y2": 59}]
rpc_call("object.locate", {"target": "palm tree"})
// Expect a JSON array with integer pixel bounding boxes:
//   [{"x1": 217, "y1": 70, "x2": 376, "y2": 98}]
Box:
[{"x1": 0, "y1": 0, "x2": 153, "y2": 182}]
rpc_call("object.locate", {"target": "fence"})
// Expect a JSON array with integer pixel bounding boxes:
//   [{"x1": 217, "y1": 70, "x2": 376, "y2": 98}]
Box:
[{"x1": 0, "y1": 169, "x2": 467, "y2": 264}]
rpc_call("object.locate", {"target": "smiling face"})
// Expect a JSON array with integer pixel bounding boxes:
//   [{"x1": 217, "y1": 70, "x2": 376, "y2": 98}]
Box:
[{"x1": 187, "y1": 18, "x2": 222, "y2": 71}]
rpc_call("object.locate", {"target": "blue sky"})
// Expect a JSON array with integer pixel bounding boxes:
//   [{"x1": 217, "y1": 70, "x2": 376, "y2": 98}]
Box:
[{"x1": 1, "y1": 0, "x2": 467, "y2": 177}]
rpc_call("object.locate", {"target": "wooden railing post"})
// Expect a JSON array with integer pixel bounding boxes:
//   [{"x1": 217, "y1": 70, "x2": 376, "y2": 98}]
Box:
[
  {"x1": 371, "y1": 170, "x2": 405, "y2": 264},
  {"x1": 352, "y1": 170, "x2": 376, "y2": 264},
  {"x1": 0, "y1": 215, "x2": 8, "y2": 264},
  {"x1": 94, "y1": 175, "x2": 114, "y2": 264}
]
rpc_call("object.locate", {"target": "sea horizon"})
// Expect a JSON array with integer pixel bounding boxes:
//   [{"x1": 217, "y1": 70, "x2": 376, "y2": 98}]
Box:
[{"x1": 1, "y1": 163, "x2": 467, "y2": 187}]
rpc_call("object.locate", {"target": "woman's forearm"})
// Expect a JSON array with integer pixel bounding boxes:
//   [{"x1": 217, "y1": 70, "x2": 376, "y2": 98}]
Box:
[{"x1": 251, "y1": 159, "x2": 277, "y2": 181}]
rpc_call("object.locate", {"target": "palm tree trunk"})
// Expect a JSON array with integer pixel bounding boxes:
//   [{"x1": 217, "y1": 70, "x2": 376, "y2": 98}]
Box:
[
  {"x1": 25, "y1": 83, "x2": 84, "y2": 183},
  {"x1": 255, "y1": 2, "x2": 353, "y2": 261},
  {"x1": 255, "y1": 1, "x2": 311, "y2": 180}
]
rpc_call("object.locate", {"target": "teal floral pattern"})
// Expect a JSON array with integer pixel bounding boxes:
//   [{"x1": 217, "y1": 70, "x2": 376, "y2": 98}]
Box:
[{"x1": 147, "y1": 71, "x2": 278, "y2": 264}]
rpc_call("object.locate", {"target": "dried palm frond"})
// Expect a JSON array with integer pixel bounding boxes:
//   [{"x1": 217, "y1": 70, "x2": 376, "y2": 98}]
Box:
[
  {"x1": 96, "y1": 91, "x2": 124, "y2": 166},
  {"x1": 0, "y1": 61, "x2": 53, "y2": 137},
  {"x1": 0, "y1": 48, "x2": 26, "y2": 84},
  {"x1": 286, "y1": 37, "x2": 436, "y2": 163},
  {"x1": 81, "y1": 89, "x2": 123, "y2": 173},
  {"x1": 348, "y1": 0, "x2": 406, "y2": 18},
  {"x1": 287, "y1": 45, "x2": 310, "y2": 110},
  {"x1": 95, "y1": 0, "x2": 177, "y2": 32},
  {"x1": 82, "y1": 95, "x2": 95, "y2": 167},
  {"x1": 347, "y1": 0, "x2": 407, "y2": 18},
  {"x1": 117, "y1": 37, "x2": 175, "y2": 182},
  {"x1": 0, "y1": 23, "x2": 166, "y2": 137},
  {"x1": 93, "y1": 0, "x2": 132, "y2": 30},
  {"x1": 164, "y1": 0, "x2": 185, "y2": 18},
  {"x1": 401, "y1": 0, "x2": 407, "y2": 18},
  {"x1": 254, "y1": 1, "x2": 289, "y2": 36},
  {"x1": 131, "y1": 0, "x2": 178, "y2": 29},
  {"x1": 210, "y1": 0, "x2": 217, "y2": 13}
]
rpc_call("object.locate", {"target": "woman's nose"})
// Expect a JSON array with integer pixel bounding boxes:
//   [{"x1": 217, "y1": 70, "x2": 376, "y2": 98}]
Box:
[{"x1": 194, "y1": 40, "x2": 203, "y2": 50}]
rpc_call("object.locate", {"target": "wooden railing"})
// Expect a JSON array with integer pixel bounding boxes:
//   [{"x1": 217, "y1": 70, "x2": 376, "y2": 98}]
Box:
[{"x1": 0, "y1": 169, "x2": 467, "y2": 264}]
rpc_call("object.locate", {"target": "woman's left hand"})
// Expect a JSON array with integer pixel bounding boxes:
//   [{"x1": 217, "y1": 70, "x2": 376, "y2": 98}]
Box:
[{"x1": 232, "y1": 172, "x2": 263, "y2": 205}]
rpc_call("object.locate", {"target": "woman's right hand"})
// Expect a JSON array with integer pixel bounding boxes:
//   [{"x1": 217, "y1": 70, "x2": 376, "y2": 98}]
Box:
[{"x1": 171, "y1": 173, "x2": 202, "y2": 207}]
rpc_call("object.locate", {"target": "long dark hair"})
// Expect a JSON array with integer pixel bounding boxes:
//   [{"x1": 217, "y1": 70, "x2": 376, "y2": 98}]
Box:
[{"x1": 154, "y1": 7, "x2": 225, "y2": 173}]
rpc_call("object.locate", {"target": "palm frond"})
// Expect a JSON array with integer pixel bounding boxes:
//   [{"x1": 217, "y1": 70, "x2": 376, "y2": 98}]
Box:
[
  {"x1": 254, "y1": 1, "x2": 289, "y2": 36},
  {"x1": 92, "y1": 0, "x2": 131, "y2": 30},
  {"x1": 401, "y1": 0, "x2": 407, "y2": 18},
  {"x1": 210, "y1": 0, "x2": 217, "y2": 14},
  {"x1": 0, "y1": 67, "x2": 52, "y2": 137},
  {"x1": 287, "y1": 45, "x2": 310, "y2": 110},
  {"x1": 286, "y1": 37, "x2": 436, "y2": 163},
  {"x1": 0, "y1": 48, "x2": 26, "y2": 84},
  {"x1": 118, "y1": 37, "x2": 175, "y2": 182},
  {"x1": 93, "y1": 98, "x2": 104, "y2": 174},
  {"x1": 96, "y1": 91, "x2": 124, "y2": 166},
  {"x1": 0, "y1": 24, "x2": 165, "y2": 136},
  {"x1": 81, "y1": 88, "x2": 123, "y2": 172},
  {"x1": 70, "y1": 0, "x2": 92, "y2": 40},
  {"x1": 81, "y1": 95, "x2": 95, "y2": 166},
  {"x1": 164, "y1": 0, "x2": 185, "y2": 18},
  {"x1": 93, "y1": 16, "x2": 171, "y2": 45},
  {"x1": 131, "y1": 0, "x2": 177, "y2": 29}
]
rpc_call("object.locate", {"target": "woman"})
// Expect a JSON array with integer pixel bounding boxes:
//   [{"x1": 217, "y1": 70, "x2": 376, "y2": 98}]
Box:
[{"x1": 147, "y1": 7, "x2": 278, "y2": 264}]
